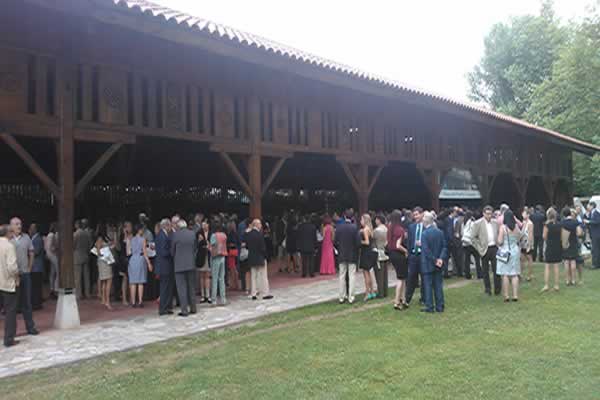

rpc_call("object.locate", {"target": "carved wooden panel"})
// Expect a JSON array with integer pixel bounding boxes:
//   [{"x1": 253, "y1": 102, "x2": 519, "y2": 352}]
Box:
[
  {"x1": 214, "y1": 92, "x2": 234, "y2": 138},
  {"x1": 166, "y1": 82, "x2": 182, "y2": 130},
  {"x1": 99, "y1": 66, "x2": 127, "y2": 125},
  {"x1": 273, "y1": 102, "x2": 288, "y2": 145},
  {"x1": 306, "y1": 109, "x2": 320, "y2": 148},
  {"x1": 0, "y1": 49, "x2": 26, "y2": 117}
]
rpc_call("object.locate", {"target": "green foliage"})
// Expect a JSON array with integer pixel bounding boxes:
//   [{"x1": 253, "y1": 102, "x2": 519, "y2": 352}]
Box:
[
  {"x1": 526, "y1": 2, "x2": 600, "y2": 194},
  {"x1": 468, "y1": 0, "x2": 568, "y2": 118},
  {"x1": 470, "y1": 0, "x2": 600, "y2": 195}
]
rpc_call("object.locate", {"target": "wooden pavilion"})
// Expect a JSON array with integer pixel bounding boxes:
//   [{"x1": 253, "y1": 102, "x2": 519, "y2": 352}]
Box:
[{"x1": 1, "y1": 0, "x2": 598, "y2": 325}]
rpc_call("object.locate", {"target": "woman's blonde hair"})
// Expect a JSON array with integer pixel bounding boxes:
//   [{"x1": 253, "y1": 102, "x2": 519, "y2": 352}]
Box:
[
  {"x1": 546, "y1": 208, "x2": 557, "y2": 223},
  {"x1": 361, "y1": 214, "x2": 373, "y2": 232}
]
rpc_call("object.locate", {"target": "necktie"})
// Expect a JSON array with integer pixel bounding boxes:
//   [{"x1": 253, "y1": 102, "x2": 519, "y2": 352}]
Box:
[{"x1": 415, "y1": 224, "x2": 421, "y2": 253}]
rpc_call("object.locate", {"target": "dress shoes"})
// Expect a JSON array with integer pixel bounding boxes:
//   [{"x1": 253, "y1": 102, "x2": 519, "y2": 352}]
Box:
[
  {"x1": 27, "y1": 328, "x2": 40, "y2": 336},
  {"x1": 4, "y1": 340, "x2": 19, "y2": 347}
]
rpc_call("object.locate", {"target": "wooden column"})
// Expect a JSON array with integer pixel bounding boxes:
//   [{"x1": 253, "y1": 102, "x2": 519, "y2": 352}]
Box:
[
  {"x1": 357, "y1": 163, "x2": 369, "y2": 215},
  {"x1": 338, "y1": 160, "x2": 384, "y2": 215},
  {"x1": 417, "y1": 168, "x2": 442, "y2": 211},
  {"x1": 543, "y1": 178, "x2": 557, "y2": 206},
  {"x1": 248, "y1": 96, "x2": 262, "y2": 219},
  {"x1": 248, "y1": 153, "x2": 262, "y2": 219},
  {"x1": 57, "y1": 65, "x2": 75, "y2": 289},
  {"x1": 515, "y1": 177, "x2": 529, "y2": 211}
]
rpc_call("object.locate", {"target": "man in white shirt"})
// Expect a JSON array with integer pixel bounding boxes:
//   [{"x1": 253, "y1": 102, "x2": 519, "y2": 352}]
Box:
[
  {"x1": 9, "y1": 217, "x2": 39, "y2": 335},
  {"x1": 0, "y1": 224, "x2": 20, "y2": 347},
  {"x1": 472, "y1": 206, "x2": 501, "y2": 295}
]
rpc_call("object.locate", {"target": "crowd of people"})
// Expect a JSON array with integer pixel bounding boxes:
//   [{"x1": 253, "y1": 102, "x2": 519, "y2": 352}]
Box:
[{"x1": 1, "y1": 200, "x2": 599, "y2": 347}]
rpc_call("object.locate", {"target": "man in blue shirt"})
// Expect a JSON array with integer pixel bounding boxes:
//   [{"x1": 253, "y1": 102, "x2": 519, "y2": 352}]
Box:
[
  {"x1": 420, "y1": 211, "x2": 448, "y2": 313},
  {"x1": 406, "y1": 207, "x2": 425, "y2": 305}
]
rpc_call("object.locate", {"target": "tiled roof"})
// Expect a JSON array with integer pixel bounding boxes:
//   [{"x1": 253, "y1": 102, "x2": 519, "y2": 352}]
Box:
[{"x1": 110, "y1": 0, "x2": 599, "y2": 154}]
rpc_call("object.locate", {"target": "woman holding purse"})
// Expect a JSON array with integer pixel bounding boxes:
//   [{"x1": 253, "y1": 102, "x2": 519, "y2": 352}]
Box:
[{"x1": 496, "y1": 210, "x2": 524, "y2": 302}]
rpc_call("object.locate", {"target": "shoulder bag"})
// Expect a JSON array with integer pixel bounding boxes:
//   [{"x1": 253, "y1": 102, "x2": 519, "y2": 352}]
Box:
[{"x1": 496, "y1": 227, "x2": 511, "y2": 264}]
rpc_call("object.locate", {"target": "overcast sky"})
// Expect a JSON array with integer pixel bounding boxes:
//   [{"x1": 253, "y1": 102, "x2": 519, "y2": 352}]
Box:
[{"x1": 153, "y1": 0, "x2": 589, "y2": 102}]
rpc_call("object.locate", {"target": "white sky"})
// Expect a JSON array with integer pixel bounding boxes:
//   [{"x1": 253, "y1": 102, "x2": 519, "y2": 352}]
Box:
[{"x1": 153, "y1": 0, "x2": 589, "y2": 102}]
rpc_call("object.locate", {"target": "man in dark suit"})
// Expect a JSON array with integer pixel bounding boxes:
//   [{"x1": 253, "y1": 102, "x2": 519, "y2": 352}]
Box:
[
  {"x1": 584, "y1": 202, "x2": 600, "y2": 269},
  {"x1": 530, "y1": 205, "x2": 546, "y2": 262},
  {"x1": 297, "y1": 215, "x2": 317, "y2": 278},
  {"x1": 334, "y1": 210, "x2": 360, "y2": 304},
  {"x1": 420, "y1": 211, "x2": 448, "y2": 313},
  {"x1": 406, "y1": 207, "x2": 425, "y2": 305},
  {"x1": 155, "y1": 218, "x2": 174, "y2": 316},
  {"x1": 170, "y1": 220, "x2": 197, "y2": 317},
  {"x1": 245, "y1": 219, "x2": 273, "y2": 300}
]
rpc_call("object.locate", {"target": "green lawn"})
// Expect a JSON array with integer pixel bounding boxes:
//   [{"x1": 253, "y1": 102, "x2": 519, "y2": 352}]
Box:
[{"x1": 2, "y1": 263, "x2": 600, "y2": 400}]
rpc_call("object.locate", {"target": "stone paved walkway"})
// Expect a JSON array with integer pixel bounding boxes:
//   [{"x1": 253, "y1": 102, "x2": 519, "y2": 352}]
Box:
[{"x1": 0, "y1": 271, "x2": 471, "y2": 379}]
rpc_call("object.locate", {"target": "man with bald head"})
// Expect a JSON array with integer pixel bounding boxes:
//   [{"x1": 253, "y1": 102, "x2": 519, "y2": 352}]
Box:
[
  {"x1": 244, "y1": 219, "x2": 273, "y2": 300},
  {"x1": 9, "y1": 217, "x2": 38, "y2": 335},
  {"x1": 420, "y1": 211, "x2": 448, "y2": 313}
]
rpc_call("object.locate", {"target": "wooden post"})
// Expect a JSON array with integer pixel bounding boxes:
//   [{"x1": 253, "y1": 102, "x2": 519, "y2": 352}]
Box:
[
  {"x1": 53, "y1": 61, "x2": 80, "y2": 329},
  {"x1": 248, "y1": 96, "x2": 262, "y2": 219},
  {"x1": 357, "y1": 163, "x2": 369, "y2": 215},
  {"x1": 248, "y1": 153, "x2": 262, "y2": 219},
  {"x1": 57, "y1": 66, "x2": 75, "y2": 290}
]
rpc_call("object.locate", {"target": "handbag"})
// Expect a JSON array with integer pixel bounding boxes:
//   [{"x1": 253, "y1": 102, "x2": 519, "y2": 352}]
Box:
[
  {"x1": 377, "y1": 248, "x2": 389, "y2": 262},
  {"x1": 239, "y1": 247, "x2": 249, "y2": 261},
  {"x1": 496, "y1": 227, "x2": 511, "y2": 264}
]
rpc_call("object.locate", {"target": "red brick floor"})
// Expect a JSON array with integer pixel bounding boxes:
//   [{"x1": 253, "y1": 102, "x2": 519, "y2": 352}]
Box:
[{"x1": 0, "y1": 259, "x2": 336, "y2": 337}]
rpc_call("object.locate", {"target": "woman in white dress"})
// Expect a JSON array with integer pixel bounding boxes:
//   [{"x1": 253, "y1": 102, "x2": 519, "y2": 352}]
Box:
[{"x1": 497, "y1": 210, "x2": 524, "y2": 302}]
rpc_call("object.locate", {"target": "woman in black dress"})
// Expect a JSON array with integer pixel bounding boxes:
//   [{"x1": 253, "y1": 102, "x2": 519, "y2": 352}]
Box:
[
  {"x1": 285, "y1": 215, "x2": 299, "y2": 273},
  {"x1": 561, "y1": 207, "x2": 583, "y2": 286},
  {"x1": 359, "y1": 214, "x2": 377, "y2": 301},
  {"x1": 196, "y1": 220, "x2": 211, "y2": 303},
  {"x1": 542, "y1": 208, "x2": 562, "y2": 292}
]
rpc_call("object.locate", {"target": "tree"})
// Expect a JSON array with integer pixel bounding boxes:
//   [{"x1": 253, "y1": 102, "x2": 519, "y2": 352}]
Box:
[
  {"x1": 467, "y1": 1, "x2": 569, "y2": 118},
  {"x1": 526, "y1": 3, "x2": 600, "y2": 194}
]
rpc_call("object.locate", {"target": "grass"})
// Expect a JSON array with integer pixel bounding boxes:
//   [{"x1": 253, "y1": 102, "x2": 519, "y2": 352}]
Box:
[{"x1": 2, "y1": 263, "x2": 600, "y2": 399}]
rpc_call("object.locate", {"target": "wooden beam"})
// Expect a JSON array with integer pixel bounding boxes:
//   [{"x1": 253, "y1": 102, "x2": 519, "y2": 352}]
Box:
[
  {"x1": 75, "y1": 143, "x2": 123, "y2": 197},
  {"x1": 367, "y1": 165, "x2": 384, "y2": 195},
  {"x1": 262, "y1": 157, "x2": 287, "y2": 197},
  {"x1": 0, "y1": 133, "x2": 60, "y2": 197},
  {"x1": 74, "y1": 128, "x2": 136, "y2": 144},
  {"x1": 338, "y1": 161, "x2": 361, "y2": 194},
  {"x1": 219, "y1": 152, "x2": 252, "y2": 196}
]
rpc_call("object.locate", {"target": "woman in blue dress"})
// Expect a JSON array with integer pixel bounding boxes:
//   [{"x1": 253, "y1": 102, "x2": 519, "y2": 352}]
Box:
[
  {"x1": 496, "y1": 210, "x2": 524, "y2": 302},
  {"x1": 128, "y1": 224, "x2": 153, "y2": 307}
]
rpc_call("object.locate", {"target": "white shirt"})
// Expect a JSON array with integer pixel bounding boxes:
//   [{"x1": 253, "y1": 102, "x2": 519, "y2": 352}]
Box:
[{"x1": 485, "y1": 220, "x2": 495, "y2": 247}]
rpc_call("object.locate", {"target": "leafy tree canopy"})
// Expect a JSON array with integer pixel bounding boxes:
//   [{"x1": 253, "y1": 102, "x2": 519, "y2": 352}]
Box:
[{"x1": 470, "y1": 0, "x2": 600, "y2": 195}]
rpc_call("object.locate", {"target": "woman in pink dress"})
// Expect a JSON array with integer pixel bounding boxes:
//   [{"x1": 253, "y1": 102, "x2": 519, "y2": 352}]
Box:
[{"x1": 320, "y1": 215, "x2": 336, "y2": 275}]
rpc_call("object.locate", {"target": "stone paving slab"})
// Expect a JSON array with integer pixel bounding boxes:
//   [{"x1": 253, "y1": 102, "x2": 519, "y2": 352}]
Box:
[
  {"x1": 0, "y1": 271, "x2": 471, "y2": 379},
  {"x1": 0, "y1": 272, "x2": 384, "y2": 378}
]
